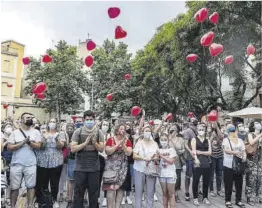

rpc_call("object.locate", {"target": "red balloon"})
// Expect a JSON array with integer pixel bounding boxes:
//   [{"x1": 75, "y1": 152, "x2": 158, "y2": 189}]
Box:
[
  {"x1": 115, "y1": 26, "x2": 127, "y2": 39},
  {"x1": 188, "y1": 112, "x2": 194, "y2": 118},
  {"x1": 186, "y1": 54, "x2": 198, "y2": 63},
  {"x1": 22, "y1": 57, "x2": 30, "y2": 65},
  {"x1": 208, "y1": 110, "x2": 218, "y2": 122},
  {"x1": 166, "y1": 113, "x2": 173, "y2": 121},
  {"x1": 3, "y1": 104, "x2": 8, "y2": 109},
  {"x1": 209, "y1": 43, "x2": 224, "y2": 57},
  {"x1": 85, "y1": 56, "x2": 94, "y2": 67},
  {"x1": 209, "y1": 12, "x2": 219, "y2": 24},
  {"x1": 86, "y1": 40, "x2": 96, "y2": 51},
  {"x1": 106, "y1": 93, "x2": 113, "y2": 101},
  {"x1": 224, "y1": 55, "x2": 234, "y2": 65},
  {"x1": 42, "y1": 55, "x2": 52, "y2": 63},
  {"x1": 124, "y1": 74, "x2": 132, "y2": 80},
  {"x1": 194, "y1": 8, "x2": 208, "y2": 23},
  {"x1": 7, "y1": 83, "x2": 13, "y2": 88},
  {"x1": 200, "y1": 31, "x2": 215, "y2": 47},
  {"x1": 32, "y1": 82, "x2": 47, "y2": 94},
  {"x1": 108, "y1": 7, "x2": 121, "y2": 19},
  {"x1": 149, "y1": 120, "x2": 155, "y2": 126},
  {"x1": 247, "y1": 44, "x2": 256, "y2": 55},
  {"x1": 37, "y1": 93, "x2": 45, "y2": 100},
  {"x1": 131, "y1": 106, "x2": 142, "y2": 117}
]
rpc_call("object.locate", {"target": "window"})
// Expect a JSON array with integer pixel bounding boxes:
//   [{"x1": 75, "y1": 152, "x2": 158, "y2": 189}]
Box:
[
  {"x1": 3, "y1": 60, "x2": 10, "y2": 72},
  {"x1": 1, "y1": 82, "x2": 8, "y2": 96}
]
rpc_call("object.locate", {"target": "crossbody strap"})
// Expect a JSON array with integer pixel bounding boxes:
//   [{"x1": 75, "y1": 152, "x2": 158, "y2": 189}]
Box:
[
  {"x1": 19, "y1": 129, "x2": 28, "y2": 140},
  {"x1": 227, "y1": 137, "x2": 233, "y2": 151}
]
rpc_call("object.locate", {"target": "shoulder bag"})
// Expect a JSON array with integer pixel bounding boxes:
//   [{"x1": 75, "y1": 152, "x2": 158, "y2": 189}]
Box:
[{"x1": 245, "y1": 133, "x2": 259, "y2": 156}]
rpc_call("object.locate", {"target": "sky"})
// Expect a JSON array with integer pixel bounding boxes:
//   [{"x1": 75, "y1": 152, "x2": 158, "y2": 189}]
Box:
[{"x1": 1, "y1": 0, "x2": 186, "y2": 57}]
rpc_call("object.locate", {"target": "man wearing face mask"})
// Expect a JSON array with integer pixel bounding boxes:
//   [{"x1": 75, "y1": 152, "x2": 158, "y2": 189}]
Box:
[
  {"x1": 182, "y1": 117, "x2": 198, "y2": 201},
  {"x1": 71, "y1": 110, "x2": 105, "y2": 208},
  {"x1": 74, "y1": 117, "x2": 83, "y2": 129},
  {"x1": 7, "y1": 113, "x2": 42, "y2": 208},
  {"x1": 237, "y1": 123, "x2": 248, "y2": 141}
]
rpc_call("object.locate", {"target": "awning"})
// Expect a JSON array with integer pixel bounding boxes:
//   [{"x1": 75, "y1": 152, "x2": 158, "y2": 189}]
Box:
[{"x1": 227, "y1": 107, "x2": 262, "y2": 119}]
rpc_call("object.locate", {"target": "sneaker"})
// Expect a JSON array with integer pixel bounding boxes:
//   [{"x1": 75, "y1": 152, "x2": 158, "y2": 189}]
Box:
[
  {"x1": 121, "y1": 197, "x2": 126, "y2": 205},
  {"x1": 142, "y1": 194, "x2": 145, "y2": 201},
  {"x1": 210, "y1": 191, "x2": 216, "y2": 197},
  {"x1": 203, "y1": 198, "x2": 211, "y2": 205},
  {"x1": 175, "y1": 195, "x2": 181, "y2": 203},
  {"x1": 217, "y1": 191, "x2": 225, "y2": 197},
  {"x1": 154, "y1": 194, "x2": 158, "y2": 202},
  {"x1": 185, "y1": 193, "x2": 190, "y2": 201},
  {"x1": 102, "y1": 198, "x2": 107, "y2": 207},
  {"x1": 53, "y1": 201, "x2": 59, "y2": 208},
  {"x1": 126, "y1": 196, "x2": 132, "y2": 205},
  {"x1": 58, "y1": 193, "x2": 64, "y2": 202},
  {"x1": 193, "y1": 198, "x2": 200, "y2": 206}
]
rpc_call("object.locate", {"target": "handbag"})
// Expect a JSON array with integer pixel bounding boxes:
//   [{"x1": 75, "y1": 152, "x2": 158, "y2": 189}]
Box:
[
  {"x1": 245, "y1": 134, "x2": 258, "y2": 156},
  {"x1": 170, "y1": 138, "x2": 186, "y2": 166},
  {"x1": 103, "y1": 170, "x2": 118, "y2": 184},
  {"x1": 227, "y1": 138, "x2": 246, "y2": 175}
]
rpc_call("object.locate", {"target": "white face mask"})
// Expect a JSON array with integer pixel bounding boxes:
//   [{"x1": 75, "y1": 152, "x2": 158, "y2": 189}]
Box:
[
  {"x1": 255, "y1": 123, "x2": 262, "y2": 131},
  {"x1": 5, "y1": 127, "x2": 12, "y2": 135},
  {"x1": 244, "y1": 127, "x2": 249, "y2": 133},
  {"x1": 198, "y1": 130, "x2": 205, "y2": 136},
  {"x1": 102, "y1": 126, "x2": 109, "y2": 133},
  {"x1": 143, "y1": 132, "x2": 151, "y2": 139},
  {"x1": 160, "y1": 141, "x2": 168, "y2": 148},
  {"x1": 48, "y1": 123, "x2": 56, "y2": 130}
]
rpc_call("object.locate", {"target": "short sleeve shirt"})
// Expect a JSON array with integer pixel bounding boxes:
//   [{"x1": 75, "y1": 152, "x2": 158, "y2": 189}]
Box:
[{"x1": 159, "y1": 148, "x2": 177, "y2": 178}]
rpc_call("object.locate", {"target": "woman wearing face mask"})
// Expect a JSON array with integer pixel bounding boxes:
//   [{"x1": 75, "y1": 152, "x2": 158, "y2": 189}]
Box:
[
  {"x1": 222, "y1": 124, "x2": 246, "y2": 208},
  {"x1": 133, "y1": 126, "x2": 159, "y2": 208},
  {"x1": 158, "y1": 133, "x2": 177, "y2": 208},
  {"x1": 245, "y1": 121, "x2": 262, "y2": 206},
  {"x1": 191, "y1": 123, "x2": 212, "y2": 206},
  {"x1": 36, "y1": 118, "x2": 66, "y2": 208},
  {"x1": 168, "y1": 124, "x2": 185, "y2": 203},
  {"x1": 103, "y1": 124, "x2": 132, "y2": 208}
]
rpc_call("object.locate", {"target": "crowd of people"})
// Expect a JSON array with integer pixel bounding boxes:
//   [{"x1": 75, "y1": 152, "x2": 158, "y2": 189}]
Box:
[{"x1": 1, "y1": 109, "x2": 262, "y2": 208}]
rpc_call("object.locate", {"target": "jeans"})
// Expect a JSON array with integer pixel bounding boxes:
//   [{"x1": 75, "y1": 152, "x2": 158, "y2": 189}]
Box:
[
  {"x1": 193, "y1": 167, "x2": 210, "y2": 199},
  {"x1": 73, "y1": 171, "x2": 100, "y2": 208},
  {"x1": 210, "y1": 157, "x2": 223, "y2": 192},
  {"x1": 223, "y1": 166, "x2": 243, "y2": 203},
  {"x1": 175, "y1": 169, "x2": 182, "y2": 191}
]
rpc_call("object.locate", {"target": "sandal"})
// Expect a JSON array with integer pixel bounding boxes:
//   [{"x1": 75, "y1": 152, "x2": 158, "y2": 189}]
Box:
[
  {"x1": 225, "y1": 201, "x2": 233, "y2": 208},
  {"x1": 247, "y1": 199, "x2": 255, "y2": 206},
  {"x1": 236, "y1": 201, "x2": 245, "y2": 208}
]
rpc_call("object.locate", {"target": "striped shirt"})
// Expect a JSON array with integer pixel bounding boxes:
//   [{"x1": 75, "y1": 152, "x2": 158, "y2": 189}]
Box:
[{"x1": 210, "y1": 132, "x2": 223, "y2": 158}]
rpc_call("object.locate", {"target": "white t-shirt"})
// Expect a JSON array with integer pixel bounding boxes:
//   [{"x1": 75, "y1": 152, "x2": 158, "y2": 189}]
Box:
[
  {"x1": 9, "y1": 128, "x2": 42, "y2": 166},
  {"x1": 159, "y1": 148, "x2": 177, "y2": 178},
  {"x1": 222, "y1": 137, "x2": 245, "y2": 169},
  {"x1": 1, "y1": 132, "x2": 5, "y2": 142},
  {"x1": 133, "y1": 139, "x2": 159, "y2": 173}
]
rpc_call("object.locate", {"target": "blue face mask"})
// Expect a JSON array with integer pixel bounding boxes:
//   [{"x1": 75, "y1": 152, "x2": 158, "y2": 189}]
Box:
[
  {"x1": 227, "y1": 127, "x2": 236, "y2": 133},
  {"x1": 85, "y1": 120, "x2": 95, "y2": 129},
  {"x1": 75, "y1": 123, "x2": 83, "y2": 129}
]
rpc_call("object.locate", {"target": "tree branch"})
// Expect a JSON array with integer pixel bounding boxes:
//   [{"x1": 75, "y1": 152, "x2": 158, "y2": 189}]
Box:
[{"x1": 242, "y1": 83, "x2": 261, "y2": 108}]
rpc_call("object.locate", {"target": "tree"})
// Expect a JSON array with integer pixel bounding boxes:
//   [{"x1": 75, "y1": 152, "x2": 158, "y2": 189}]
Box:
[
  {"x1": 24, "y1": 40, "x2": 91, "y2": 121},
  {"x1": 131, "y1": 1, "x2": 261, "y2": 118}
]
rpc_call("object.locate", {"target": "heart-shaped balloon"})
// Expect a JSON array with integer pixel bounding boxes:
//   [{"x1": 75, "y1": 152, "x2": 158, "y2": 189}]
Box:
[
  {"x1": 7, "y1": 83, "x2": 13, "y2": 88},
  {"x1": 247, "y1": 44, "x2": 256, "y2": 55},
  {"x1": 108, "y1": 7, "x2": 121, "y2": 19},
  {"x1": 106, "y1": 93, "x2": 113, "y2": 101},
  {"x1": 194, "y1": 8, "x2": 208, "y2": 23},
  {"x1": 32, "y1": 82, "x2": 47, "y2": 94},
  {"x1": 186, "y1": 54, "x2": 198, "y2": 63},
  {"x1": 209, "y1": 12, "x2": 219, "y2": 24},
  {"x1": 3, "y1": 104, "x2": 8, "y2": 109},
  {"x1": 86, "y1": 40, "x2": 96, "y2": 51},
  {"x1": 22, "y1": 57, "x2": 30, "y2": 65},
  {"x1": 131, "y1": 106, "x2": 141, "y2": 117},
  {"x1": 124, "y1": 74, "x2": 132, "y2": 80},
  {"x1": 209, "y1": 43, "x2": 224, "y2": 57},
  {"x1": 208, "y1": 110, "x2": 218, "y2": 122},
  {"x1": 149, "y1": 120, "x2": 155, "y2": 126},
  {"x1": 200, "y1": 31, "x2": 215, "y2": 47},
  {"x1": 115, "y1": 26, "x2": 127, "y2": 39},
  {"x1": 166, "y1": 113, "x2": 173, "y2": 121},
  {"x1": 42, "y1": 55, "x2": 52, "y2": 63},
  {"x1": 224, "y1": 55, "x2": 234, "y2": 65},
  {"x1": 85, "y1": 56, "x2": 94, "y2": 67},
  {"x1": 37, "y1": 93, "x2": 45, "y2": 100},
  {"x1": 188, "y1": 112, "x2": 194, "y2": 118}
]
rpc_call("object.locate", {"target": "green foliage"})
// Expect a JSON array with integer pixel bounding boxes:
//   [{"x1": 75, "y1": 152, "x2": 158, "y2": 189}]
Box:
[{"x1": 24, "y1": 40, "x2": 91, "y2": 121}]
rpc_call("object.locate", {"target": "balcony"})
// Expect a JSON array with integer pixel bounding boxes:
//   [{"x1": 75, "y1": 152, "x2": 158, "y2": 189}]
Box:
[{"x1": 1, "y1": 45, "x2": 18, "y2": 56}]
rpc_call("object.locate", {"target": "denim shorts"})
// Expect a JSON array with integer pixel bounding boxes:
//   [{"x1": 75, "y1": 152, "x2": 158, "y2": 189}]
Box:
[
  {"x1": 159, "y1": 177, "x2": 176, "y2": 184},
  {"x1": 67, "y1": 159, "x2": 76, "y2": 180},
  {"x1": 185, "y1": 160, "x2": 194, "y2": 178},
  {"x1": 10, "y1": 164, "x2": 36, "y2": 190}
]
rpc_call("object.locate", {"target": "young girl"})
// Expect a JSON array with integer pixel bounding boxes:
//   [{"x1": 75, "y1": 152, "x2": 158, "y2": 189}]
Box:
[{"x1": 158, "y1": 133, "x2": 177, "y2": 208}]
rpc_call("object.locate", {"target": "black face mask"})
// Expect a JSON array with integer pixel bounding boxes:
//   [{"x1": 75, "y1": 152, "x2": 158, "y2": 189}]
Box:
[
  {"x1": 126, "y1": 129, "x2": 131, "y2": 134},
  {"x1": 35, "y1": 126, "x2": 40, "y2": 131},
  {"x1": 25, "y1": 119, "x2": 33, "y2": 127}
]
